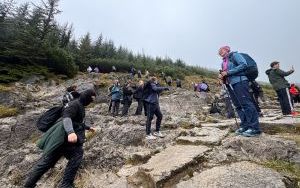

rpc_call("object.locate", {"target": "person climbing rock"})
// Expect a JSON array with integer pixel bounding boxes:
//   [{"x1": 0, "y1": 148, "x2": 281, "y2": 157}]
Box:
[
  {"x1": 266, "y1": 61, "x2": 297, "y2": 116},
  {"x1": 24, "y1": 89, "x2": 96, "y2": 188},
  {"x1": 144, "y1": 77, "x2": 169, "y2": 140},
  {"x1": 176, "y1": 79, "x2": 182, "y2": 88},
  {"x1": 219, "y1": 46, "x2": 261, "y2": 137}
]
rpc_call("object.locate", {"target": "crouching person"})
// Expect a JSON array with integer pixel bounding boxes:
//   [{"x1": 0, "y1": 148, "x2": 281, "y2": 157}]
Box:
[
  {"x1": 144, "y1": 77, "x2": 169, "y2": 140},
  {"x1": 24, "y1": 89, "x2": 96, "y2": 188}
]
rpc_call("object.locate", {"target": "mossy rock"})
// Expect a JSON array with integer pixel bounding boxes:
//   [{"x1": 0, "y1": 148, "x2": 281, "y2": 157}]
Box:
[{"x1": 0, "y1": 105, "x2": 18, "y2": 118}]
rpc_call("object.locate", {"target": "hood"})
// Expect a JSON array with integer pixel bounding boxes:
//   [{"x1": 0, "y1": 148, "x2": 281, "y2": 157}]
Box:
[
  {"x1": 79, "y1": 89, "x2": 96, "y2": 106},
  {"x1": 265, "y1": 69, "x2": 273, "y2": 75}
]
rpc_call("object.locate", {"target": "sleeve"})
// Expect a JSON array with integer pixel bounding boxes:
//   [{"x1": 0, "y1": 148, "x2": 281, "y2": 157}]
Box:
[
  {"x1": 276, "y1": 69, "x2": 294, "y2": 77},
  {"x1": 151, "y1": 83, "x2": 166, "y2": 92},
  {"x1": 63, "y1": 117, "x2": 74, "y2": 135},
  {"x1": 227, "y1": 53, "x2": 248, "y2": 76}
]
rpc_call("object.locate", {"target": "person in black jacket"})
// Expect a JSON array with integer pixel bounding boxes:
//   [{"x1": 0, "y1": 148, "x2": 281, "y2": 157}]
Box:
[
  {"x1": 24, "y1": 89, "x2": 96, "y2": 188},
  {"x1": 121, "y1": 81, "x2": 134, "y2": 116},
  {"x1": 134, "y1": 80, "x2": 144, "y2": 115}
]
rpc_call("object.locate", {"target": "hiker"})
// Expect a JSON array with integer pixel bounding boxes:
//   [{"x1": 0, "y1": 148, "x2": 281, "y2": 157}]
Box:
[
  {"x1": 121, "y1": 81, "x2": 134, "y2": 116},
  {"x1": 112, "y1": 65, "x2": 117, "y2": 72},
  {"x1": 110, "y1": 80, "x2": 122, "y2": 116},
  {"x1": 249, "y1": 81, "x2": 264, "y2": 116},
  {"x1": 130, "y1": 65, "x2": 136, "y2": 79},
  {"x1": 137, "y1": 70, "x2": 142, "y2": 78},
  {"x1": 220, "y1": 84, "x2": 235, "y2": 119},
  {"x1": 62, "y1": 85, "x2": 80, "y2": 106},
  {"x1": 145, "y1": 70, "x2": 150, "y2": 79},
  {"x1": 166, "y1": 76, "x2": 172, "y2": 86},
  {"x1": 144, "y1": 77, "x2": 169, "y2": 140},
  {"x1": 192, "y1": 82, "x2": 198, "y2": 92},
  {"x1": 290, "y1": 84, "x2": 300, "y2": 103},
  {"x1": 133, "y1": 80, "x2": 144, "y2": 115},
  {"x1": 197, "y1": 80, "x2": 210, "y2": 92},
  {"x1": 24, "y1": 89, "x2": 96, "y2": 188},
  {"x1": 209, "y1": 94, "x2": 222, "y2": 114},
  {"x1": 94, "y1": 66, "x2": 99, "y2": 73},
  {"x1": 87, "y1": 66, "x2": 92, "y2": 73},
  {"x1": 176, "y1": 79, "x2": 182, "y2": 88},
  {"x1": 266, "y1": 62, "x2": 297, "y2": 116},
  {"x1": 219, "y1": 46, "x2": 261, "y2": 137}
]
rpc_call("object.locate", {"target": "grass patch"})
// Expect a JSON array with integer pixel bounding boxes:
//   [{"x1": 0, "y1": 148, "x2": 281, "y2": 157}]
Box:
[
  {"x1": 0, "y1": 85, "x2": 12, "y2": 92},
  {"x1": 264, "y1": 160, "x2": 300, "y2": 186},
  {"x1": 0, "y1": 105, "x2": 18, "y2": 118}
]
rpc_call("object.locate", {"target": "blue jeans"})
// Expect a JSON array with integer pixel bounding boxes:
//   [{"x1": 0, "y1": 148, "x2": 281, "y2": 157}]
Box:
[{"x1": 227, "y1": 81, "x2": 260, "y2": 132}]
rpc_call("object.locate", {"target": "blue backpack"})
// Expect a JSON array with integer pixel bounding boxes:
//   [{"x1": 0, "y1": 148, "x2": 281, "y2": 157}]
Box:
[{"x1": 229, "y1": 52, "x2": 258, "y2": 81}]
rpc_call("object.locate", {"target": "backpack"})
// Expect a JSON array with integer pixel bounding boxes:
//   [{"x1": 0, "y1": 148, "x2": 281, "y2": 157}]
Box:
[
  {"x1": 229, "y1": 52, "x2": 258, "y2": 81},
  {"x1": 142, "y1": 81, "x2": 152, "y2": 100},
  {"x1": 36, "y1": 106, "x2": 64, "y2": 132}
]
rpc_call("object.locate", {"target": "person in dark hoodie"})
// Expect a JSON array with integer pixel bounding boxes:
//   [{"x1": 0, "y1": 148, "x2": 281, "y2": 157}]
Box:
[
  {"x1": 266, "y1": 61, "x2": 297, "y2": 116},
  {"x1": 133, "y1": 80, "x2": 144, "y2": 115},
  {"x1": 121, "y1": 80, "x2": 134, "y2": 116},
  {"x1": 24, "y1": 89, "x2": 96, "y2": 188},
  {"x1": 144, "y1": 77, "x2": 169, "y2": 140}
]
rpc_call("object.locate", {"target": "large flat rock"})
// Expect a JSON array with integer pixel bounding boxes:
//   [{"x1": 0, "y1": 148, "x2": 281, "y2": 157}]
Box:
[
  {"x1": 126, "y1": 145, "x2": 210, "y2": 187},
  {"x1": 177, "y1": 127, "x2": 229, "y2": 146},
  {"x1": 177, "y1": 161, "x2": 286, "y2": 188}
]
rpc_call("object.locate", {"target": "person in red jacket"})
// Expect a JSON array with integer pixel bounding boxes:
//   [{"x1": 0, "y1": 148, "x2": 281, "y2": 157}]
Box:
[{"x1": 290, "y1": 84, "x2": 300, "y2": 103}]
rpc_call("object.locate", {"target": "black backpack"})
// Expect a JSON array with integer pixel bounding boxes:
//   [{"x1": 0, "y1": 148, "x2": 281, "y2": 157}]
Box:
[
  {"x1": 229, "y1": 52, "x2": 258, "y2": 81},
  {"x1": 36, "y1": 106, "x2": 64, "y2": 132}
]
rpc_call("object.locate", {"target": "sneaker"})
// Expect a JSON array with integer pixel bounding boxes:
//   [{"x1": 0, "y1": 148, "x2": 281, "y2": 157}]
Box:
[
  {"x1": 153, "y1": 131, "x2": 165, "y2": 138},
  {"x1": 146, "y1": 134, "x2": 156, "y2": 140},
  {"x1": 235, "y1": 128, "x2": 247, "y2": 135},
  {"x1": 291, "y1": 111, "x2": 299, "y2": 117},
  {"x1": 241, "y1": 129, "x2": 261, "y2": 137}
]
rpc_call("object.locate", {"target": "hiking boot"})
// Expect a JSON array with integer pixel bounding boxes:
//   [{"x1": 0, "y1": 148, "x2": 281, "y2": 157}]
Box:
[
  {"x1": 241, "y1": 129, "x2": 261, "y2": 137},
  {"x1": 235, "y1": 128, "x2": 247, "y2": 135},
  {"x1": 153, "y1": 131, "x2": 165, "y2": 138},
  {"x1": 145, "y1": 134, "x2": 156, "y2": 140}
]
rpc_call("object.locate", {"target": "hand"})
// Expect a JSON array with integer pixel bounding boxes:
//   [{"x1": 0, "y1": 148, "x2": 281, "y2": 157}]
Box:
[
  {"x1": 291, "y1": 66, "x2": 295, "y2": 72},
  {"x1": 68, "y1": 133, "x2": 78, "y2": 143},
  {"x1": 89, "y1": 127, "x2": 96, "y2": 132},
  {"x1": 221, "y1": 71, "x2": 228, "y2": 77},
  {"x1": 218, "y1": 74, "x2": 223, "y2": 80}
]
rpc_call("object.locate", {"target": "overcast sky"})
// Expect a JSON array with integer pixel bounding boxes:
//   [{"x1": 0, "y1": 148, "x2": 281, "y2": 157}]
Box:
[{"x1": 19, "y1": 0, "x2": 300, "y2": 82}]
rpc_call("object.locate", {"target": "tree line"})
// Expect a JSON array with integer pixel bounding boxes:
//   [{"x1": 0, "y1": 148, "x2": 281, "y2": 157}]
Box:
[{"x1": 0, "y1": 0, "x2": 216, "y2": 83}]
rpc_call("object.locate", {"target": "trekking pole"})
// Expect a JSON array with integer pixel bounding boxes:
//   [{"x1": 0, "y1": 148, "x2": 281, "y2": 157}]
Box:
[{"x1": 223, "y1": 84, "x2": 239, "y2": 129}]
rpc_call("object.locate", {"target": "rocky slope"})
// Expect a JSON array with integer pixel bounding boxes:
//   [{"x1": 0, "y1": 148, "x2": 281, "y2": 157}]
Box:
[{"x1": 0, "y1": 73, "x2": 299, "y2": 188}]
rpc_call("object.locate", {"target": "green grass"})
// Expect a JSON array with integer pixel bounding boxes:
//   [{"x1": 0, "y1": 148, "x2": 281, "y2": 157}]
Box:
[
  {"x1": 0, "y1": 105, "x2": 18, "y2": 118},
  {"x1": 264, "y1": 160, "x2": 300, "y2": 186}
]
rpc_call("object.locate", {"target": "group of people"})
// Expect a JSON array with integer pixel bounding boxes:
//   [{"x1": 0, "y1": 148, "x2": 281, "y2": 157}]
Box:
[{"x1": 24, "y1": 45, "x2": 298, "y2": 188}]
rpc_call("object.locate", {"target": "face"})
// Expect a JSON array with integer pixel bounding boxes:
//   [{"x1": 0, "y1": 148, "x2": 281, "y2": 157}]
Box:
[
  {"x1": 219, "y1": 48, "x2": 229, "y2": 58},
  {"x1": 273, "y1": 63, "x2": 280, "y2": 69}
]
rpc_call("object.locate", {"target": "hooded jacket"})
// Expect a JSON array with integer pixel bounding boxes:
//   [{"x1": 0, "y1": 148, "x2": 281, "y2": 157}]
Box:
[{"x1": 265, "y1": 68, "x2": 293, "y2": 91}]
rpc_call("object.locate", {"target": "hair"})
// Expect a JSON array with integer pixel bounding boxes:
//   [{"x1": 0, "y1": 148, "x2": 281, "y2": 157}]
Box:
[{"x1": 270, "y1": 61, "x2": 280, "y2": 68}]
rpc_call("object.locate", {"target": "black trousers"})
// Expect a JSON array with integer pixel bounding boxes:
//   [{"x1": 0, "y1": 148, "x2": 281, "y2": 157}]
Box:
[
  {"x1": 135, "y1": 99, "x2": 143, "y2": 115},
  {"x1": 121, "y1": 100, "x2": 132, "y2": 116},
  {"x1": 146, "y1": 103, "x2": 163, "y2": 135},
  {"x1": 276, "y1": 88, "x2": 294, "y2": 115},
  {"x1": 24, "y1": 144, "x2": 83, "y2": 188}
]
